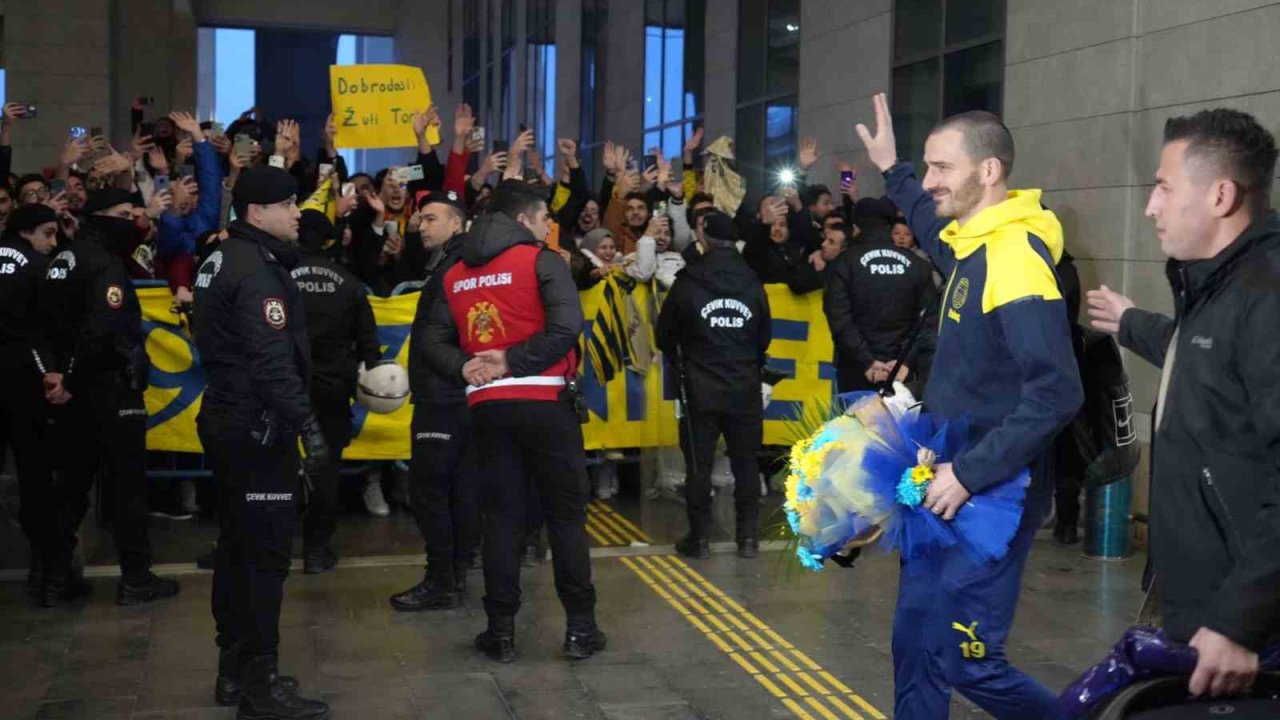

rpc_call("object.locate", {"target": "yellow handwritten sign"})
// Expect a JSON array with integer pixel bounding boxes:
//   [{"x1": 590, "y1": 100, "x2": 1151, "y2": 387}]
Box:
[{"x1": 329, "y1": 64, "x2": 440, "y2": 149}]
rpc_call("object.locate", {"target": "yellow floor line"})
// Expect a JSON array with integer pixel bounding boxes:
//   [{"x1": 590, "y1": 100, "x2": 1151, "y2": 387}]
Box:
[
  {"x1": 586, "y1": 516, "x2": 626, "y2": 545},
  {"x1": 618, "y1": 555, "x2": 885, "y2": 720},
  {"x1": 589, "y1": 506, "x2": 643, "y2": 543}
]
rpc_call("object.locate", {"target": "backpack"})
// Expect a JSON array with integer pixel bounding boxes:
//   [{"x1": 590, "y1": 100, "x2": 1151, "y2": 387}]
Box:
[{"x1": 1068, "y1": 326, "x2": 1141, "y2": 487}]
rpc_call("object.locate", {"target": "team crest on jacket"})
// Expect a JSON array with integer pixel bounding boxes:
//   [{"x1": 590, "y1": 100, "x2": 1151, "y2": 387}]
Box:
[
  {"x1": 952, "y1": 277, "x2": 970, "y2": 310},
  {"x1": 106, "y1": 285, "x2": 123, "y2": 309},
  {"x1": 263, "y1": 298, "x2": 287, "y2": 329},
  {"x1": 466, "y1": 301, "x2": 506, "y2": 343}
]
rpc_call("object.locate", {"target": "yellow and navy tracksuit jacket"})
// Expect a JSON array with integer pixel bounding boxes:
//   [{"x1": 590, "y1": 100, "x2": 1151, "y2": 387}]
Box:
[{"x1": 884, "y1": 163, "x2": 1082, "y2": 501}]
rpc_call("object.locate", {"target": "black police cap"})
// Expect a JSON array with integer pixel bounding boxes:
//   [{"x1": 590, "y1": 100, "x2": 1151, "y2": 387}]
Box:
[
  {"x1": 418, "y1": 189, "x2": 467, "y2": 214},
  {"x1": 5, "y1": 203, "x2": 57, "y2": 234},
  {"x1": 233, "y1": 166, "x2": 298, "y2": 208}
]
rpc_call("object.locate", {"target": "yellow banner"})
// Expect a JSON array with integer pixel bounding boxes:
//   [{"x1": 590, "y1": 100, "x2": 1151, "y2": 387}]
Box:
[
  {"x1": 329, "y1": 64, "x2": 440, "y2": 149},
  {"x1": 140, "y1": 282, "x2": 838, "y2": 459}
]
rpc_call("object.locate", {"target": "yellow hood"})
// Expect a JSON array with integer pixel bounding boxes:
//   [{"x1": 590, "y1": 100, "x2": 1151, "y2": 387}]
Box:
[{"x1": 940, "y1": 189, "x2": 1063, "y2": 263}]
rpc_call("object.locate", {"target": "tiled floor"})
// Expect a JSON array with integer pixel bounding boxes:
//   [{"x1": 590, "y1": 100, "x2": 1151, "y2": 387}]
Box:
[{"x1": 0, "y1": 468, "x2": 1145, "y2": 719}]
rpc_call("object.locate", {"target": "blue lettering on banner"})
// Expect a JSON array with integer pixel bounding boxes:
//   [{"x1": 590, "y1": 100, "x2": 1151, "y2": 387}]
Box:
[{"x1": 143, "y1": 321, "x2": 206, "y2": 429}]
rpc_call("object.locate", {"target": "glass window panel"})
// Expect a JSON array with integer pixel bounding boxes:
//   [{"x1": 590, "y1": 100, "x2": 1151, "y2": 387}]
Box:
[
  {"x1": 765, "y1": 98, "x2": 797, "y2": 181},
  {"x1": 737, "y1": 0, "x2": 767, "y2": 103},
  {"x1": 662, "y1": 28, "x2": 686, "y2": 126},
  {"x1": 891, "y1": 58, "x2": 940, "y2": 166},
  {"x1": 943, "y1": 40, "x2": 1002, "y2": 116},
  {"x1": 646, "y1": 0, "x2": 664, "y2": 25},
  {"x1": 767, "y1": 0, "x2": 800, "y2": 95},
  {"x1": 945, "y1": 0, "x2": 1002, "y2": 45},
  {"x1": 644, "y1": 26, "x2": 664, "y2": 128},
  {"x1": 645, "y1": 131, "x2": 662, "y2": 156},
  {"x1": 894, "y1": 0, "x2": 942, "y2": 61},
  {"x1": 662, "y1": 126, "x2": 684, "y2": 162}
]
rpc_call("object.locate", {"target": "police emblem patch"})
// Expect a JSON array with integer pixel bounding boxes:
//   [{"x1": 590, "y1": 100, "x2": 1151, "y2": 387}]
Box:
[
  {"x1": 263, "y1": 298, "x2": 287, "y2": 329},
  {"x1": 106, "y1": 285, "x2": 123, "y2": 309},
  {"x1": 466, "y1": 301, "x2": 506, "y2": 344}
]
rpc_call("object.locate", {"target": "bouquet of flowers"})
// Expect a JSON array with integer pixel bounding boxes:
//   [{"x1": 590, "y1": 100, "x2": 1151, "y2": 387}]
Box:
[{"x1": 784, "y1": 392, "x2": 1030, "y2": 571}]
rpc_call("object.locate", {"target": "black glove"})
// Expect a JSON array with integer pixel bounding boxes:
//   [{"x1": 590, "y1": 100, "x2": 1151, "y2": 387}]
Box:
[{"x1": 299, "y1": 414, "x2": 331, "y2": 477}]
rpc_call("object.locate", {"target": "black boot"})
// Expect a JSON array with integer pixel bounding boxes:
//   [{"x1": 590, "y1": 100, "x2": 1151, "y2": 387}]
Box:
[
  {"x1": 216, "y1": 646, "x2": 299, "y2": 707},
  {"x1": 1054, "y1": 521, "x2": 1080, "y2": 545},
  {"x1": 302, "y1": 546, "x2": 337, "y2": 575},
  {"x1": 736, "y1": 538, "x2": 759, "y2": 559},
  {"x1": 388, "y1": 565, "x2": 458, "y2": 611},
  {"x1": 675, "y1": 534, "x2": 710, "y2": 559},
  {"x1": 474, "y1": 615, "x2": 516, "y2": 663},
  {"x1": 116, "y1": 572, "x2": 180, "y2": 606},
  {"x1": 237, "y1": 656, "x2": 328, "y2": 720},
  {"x1": 564, "y1": 617, "x2": 607, "y2": 660},
  {"x1": 39, "y1": 561, "x2": 91, "y2": 608}
]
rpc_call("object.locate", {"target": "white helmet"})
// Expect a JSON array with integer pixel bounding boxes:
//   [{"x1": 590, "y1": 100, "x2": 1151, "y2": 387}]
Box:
[{"x1": 357, "y1": 362, "x2": 410, "y2": 414}]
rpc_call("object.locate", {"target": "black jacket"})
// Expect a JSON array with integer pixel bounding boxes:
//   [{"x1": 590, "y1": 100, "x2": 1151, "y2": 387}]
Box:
[
  {"x1": 421, "y1": 213, "x2": 583, "y2": 385},
  {"x1": 409, "y1": 232, "x2": 467, "y2": 406},
  {"x1": 823, "y1": 240, "x2": 936, "y2": 390},
  {"x1": 656, "y1": 247, "x2": 772, "y2": 415},
  {"x1": 741, "y1": 220, "x2": 824, "y2": 293},
  {"x1": 0, "y1": 238, "x2": 53, "y2": 379},
  {"x1": 41, "y1": 222, "x2": 148, "y2": 394},
  {"x1": 1118, "y1": 211, "x2": 1280, "y2": 652},
  {"x1": 292, "y1": 247, "x2": 380, "y2": 399},
  {"x1": 193, "y1": 220, "x2": 313, "y2": 437}
]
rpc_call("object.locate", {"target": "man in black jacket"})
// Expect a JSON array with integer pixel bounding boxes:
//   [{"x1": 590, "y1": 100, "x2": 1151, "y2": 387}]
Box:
[
  {"x1": 1088, "y1": 108, "x2": 1280, "y2": 699},
  {"x1": 823, "y1": 232, "x2": 936, "y2": 393},
  {"x1": 292, "y1": 209, "x2": 381, "y2": 574},
  {"x1": 41, "y1": 190, "x2": 179, "y2": 608},
  {"x1": 391, "y1": 190, "x2": 481, "y2": 612},
  {"x1": 0, "y1": 205, "x2": 61, "y2": 599},
  {"x1": 193, "y1": 167, "x2": 329, "y2": 718},
  {"x1": 657, "y1": 211, "x2": 772, "y2": 559},
  {"x1": 423, "y1": 180, "x2": 603, "y2": 663}
]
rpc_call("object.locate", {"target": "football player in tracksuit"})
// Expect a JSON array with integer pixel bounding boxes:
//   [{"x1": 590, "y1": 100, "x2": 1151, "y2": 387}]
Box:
[
  {"x1": 292, "y1": 209, "x2": 381, "y2": 574},
  {"x1": 857, "y1": 94, "x2": 1083, "y2": 718}
]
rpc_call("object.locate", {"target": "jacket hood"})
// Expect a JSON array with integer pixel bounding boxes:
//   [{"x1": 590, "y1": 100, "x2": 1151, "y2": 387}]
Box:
[
  {"x1": 682, "y1": 247, "x2": 759, "y2": 295},
  {"x1": 941, "y1": 189, "x2": 1063, "y2": 263},
  {"x1": 462, "y1": 212, "x2": 538, "y2": 267}
]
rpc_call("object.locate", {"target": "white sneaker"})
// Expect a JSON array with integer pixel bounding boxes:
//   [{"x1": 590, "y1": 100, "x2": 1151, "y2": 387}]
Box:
[
  {"x1": 177, "y1": 479, "x2": 199, "y2": 514},
  {"x1": 363, "y1": 478, "x2": 390, "y2": 517}
]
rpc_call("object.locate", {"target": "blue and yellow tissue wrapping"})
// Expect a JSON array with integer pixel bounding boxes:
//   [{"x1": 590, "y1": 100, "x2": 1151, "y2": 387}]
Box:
[{"x1": 784, "y1": 392, "x2": 1029, "y2": 571}]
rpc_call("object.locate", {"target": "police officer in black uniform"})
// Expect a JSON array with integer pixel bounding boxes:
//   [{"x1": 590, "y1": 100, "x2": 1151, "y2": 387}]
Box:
[
  {"x1": 423, "y1": 180, "x2": 603, "y2": 663},
  {"x1": 41, "y1": 189, "x2": 180, "y2": 607},
  {"x1": 0, "y1": 204, "x2": 61, "y2": 599},
  {"x1": 193, "y1": 166, "x2": 329, "y2": 719},
  {"x1": 822, "y1": 223, "x2": 936, "y2": 393},
  {"x1": 293, "y1": 209, "x2": 380, "y2": 574},
  {"x1": 390, "y1": 189, "x2": 481, "y2": 612},
  {"x1": 656, "y1": 211, "x2": 773, "y2": 560}
]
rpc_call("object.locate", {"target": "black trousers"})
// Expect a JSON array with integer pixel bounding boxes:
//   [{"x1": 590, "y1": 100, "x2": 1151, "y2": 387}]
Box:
[
  {"x1": 473, "y1": 399, "x2": 595, "y2": 621},
  {"x1": 199, "y1": 411, "x2": 298, "y2": 662},
  {"x1": 0, "y1": 375, "x2": 57, "y2": 563},
  {"x1": 686, "y1": 409, "x2": 762, "y2": 541},
  {"x1": 302, "y1": 386, "x2": 353, "y2": 552},
  {"x1": 48, "y1": 379, "x2": 151, "y2": 579},
  {"x1": 409, "y1": 402, "x2": 479, "y2": 570}
]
